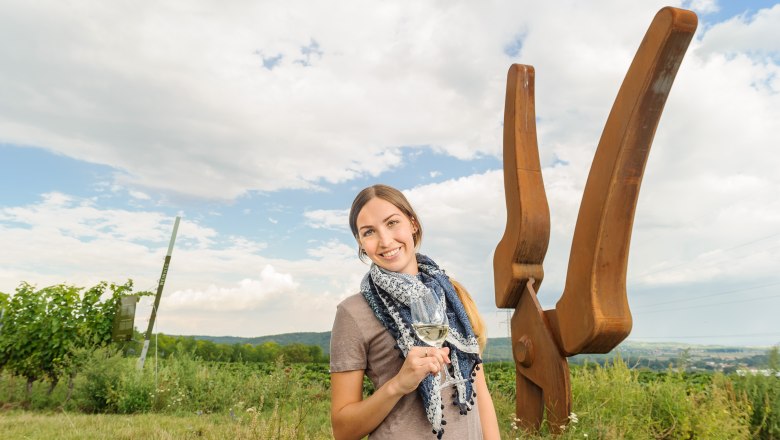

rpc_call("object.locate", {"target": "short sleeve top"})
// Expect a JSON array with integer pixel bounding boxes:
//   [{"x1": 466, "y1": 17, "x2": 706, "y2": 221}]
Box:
[{"x1": 330, "y1": 294, "x2": 483, "y2": 439}]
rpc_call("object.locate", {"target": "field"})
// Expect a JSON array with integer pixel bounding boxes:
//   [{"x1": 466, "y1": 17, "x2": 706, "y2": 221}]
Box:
[{"x1": 2, "y1": 350, "x2": 779, "y2": 439}]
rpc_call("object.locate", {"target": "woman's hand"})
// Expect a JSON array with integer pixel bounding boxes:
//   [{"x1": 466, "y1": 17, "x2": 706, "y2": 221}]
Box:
[
  {"x1": 331, "y1": 346, "x2": 450, "y2": 440},
  {"x1": 389, "y1": 346, "x2": 451, "y2": 395}
]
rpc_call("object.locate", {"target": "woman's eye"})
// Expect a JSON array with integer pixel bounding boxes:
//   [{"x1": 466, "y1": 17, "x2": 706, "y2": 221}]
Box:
[
  {"x1": 387, "y1": 219, "x2": 399, "y2": 227},
  {"x1": 362, "y1": 229, "x2": 374, "y2": 237}
]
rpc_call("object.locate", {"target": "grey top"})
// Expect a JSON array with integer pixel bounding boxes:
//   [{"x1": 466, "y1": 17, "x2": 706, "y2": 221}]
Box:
[{"x1": 330, "y1": 294, "x2": 483, "y2": 439}]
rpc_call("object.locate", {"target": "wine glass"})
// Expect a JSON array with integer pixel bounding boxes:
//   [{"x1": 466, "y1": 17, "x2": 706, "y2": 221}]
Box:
[{"x1": 410, "y1": 291, "x2": 464, "y2": 389}]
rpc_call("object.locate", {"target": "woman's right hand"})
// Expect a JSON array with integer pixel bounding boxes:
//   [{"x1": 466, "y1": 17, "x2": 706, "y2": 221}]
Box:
[{"x1": 390, "y1": 346, "x2": 451, "y2": 395}]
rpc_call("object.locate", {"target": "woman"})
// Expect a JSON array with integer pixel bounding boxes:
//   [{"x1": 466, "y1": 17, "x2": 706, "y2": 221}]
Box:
[{"x1": 330, "y1": 184, "x2": 500, "y2": 439}]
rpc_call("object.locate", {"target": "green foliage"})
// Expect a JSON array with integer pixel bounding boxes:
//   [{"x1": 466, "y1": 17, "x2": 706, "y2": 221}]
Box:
[
  {"x1": 64, "y1": 349, "x2": 331, "y2": 421},
  {"x1": 0, "y1": 280, "x2": 146, "y2": 396},
  {"x1": 0, "y1": 283, "x2": 80, "y2": 385},
  {"x1": 731, "y1": 367, "x2": 780, "y2": 439},
  {"x1": 487, "y1": 358, "x2": 752, "y2": 439},
  {"x1": 147, "y1": 334, "x2": 328, "y2": 364},
  {"x1": 3, "y1": 356, "x2": 780, "y2": 439},
  {"x1": 769, "y1": 346, "x2": 779, "y2": 374},
  {"x1": 72, "y1": 347, "x2": 128, "y2": 413}
]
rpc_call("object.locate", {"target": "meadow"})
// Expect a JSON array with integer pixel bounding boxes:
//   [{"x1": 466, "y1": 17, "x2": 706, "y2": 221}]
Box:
[{"x1": 1, "y1": 349, "x2": 778, "y2": 439}]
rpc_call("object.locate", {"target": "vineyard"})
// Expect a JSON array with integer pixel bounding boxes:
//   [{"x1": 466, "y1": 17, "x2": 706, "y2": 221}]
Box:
[{"x1": 1, "y1": 283, "x2": 779, "y2": 439}]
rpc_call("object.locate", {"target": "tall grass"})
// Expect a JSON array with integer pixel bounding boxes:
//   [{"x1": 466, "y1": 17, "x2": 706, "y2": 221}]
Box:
[
  {"x1": 732, "y1": 371, "x2": 780, "y2": 439},
  {"x1": 2, "y1": 351, "x2": 778, "y2": 439},
  {"x1": 1, "y1": 348, "x2": 331, "y2": 439},
  {"x1": 487, "y1": 357, "x2": 755, "y2": 439}
]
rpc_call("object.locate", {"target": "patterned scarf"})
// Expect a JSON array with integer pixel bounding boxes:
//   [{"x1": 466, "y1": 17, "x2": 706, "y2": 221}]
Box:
[{"x1": 360, "y1": 254, "x2": 482, "y2": 439}]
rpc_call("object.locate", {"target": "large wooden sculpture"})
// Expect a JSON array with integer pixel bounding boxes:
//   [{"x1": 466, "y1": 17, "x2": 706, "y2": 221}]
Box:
[{"x1": 494, "y1": 7, "x2": 697, "y2": 432}]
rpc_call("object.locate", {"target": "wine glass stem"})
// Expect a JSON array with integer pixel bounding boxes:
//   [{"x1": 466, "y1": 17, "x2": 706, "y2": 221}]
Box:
[{"x1": 436, "y1": 343, "x2": 455, "y2": 386}]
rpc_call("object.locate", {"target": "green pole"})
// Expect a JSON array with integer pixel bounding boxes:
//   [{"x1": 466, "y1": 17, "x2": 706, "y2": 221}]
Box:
[{"x1": 137, "y1": 216, "x2": 180, "y2": 370}]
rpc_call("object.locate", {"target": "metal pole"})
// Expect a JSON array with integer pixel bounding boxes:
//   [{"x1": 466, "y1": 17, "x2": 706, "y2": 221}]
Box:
[{"x1": 137, "y1": 216, "x2": 180, "y2": 370}]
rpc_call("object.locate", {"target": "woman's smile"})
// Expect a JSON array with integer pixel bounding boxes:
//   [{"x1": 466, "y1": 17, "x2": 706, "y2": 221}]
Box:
[{"x1": 380, "y1": 247, "x2": 401, "y2": 258}]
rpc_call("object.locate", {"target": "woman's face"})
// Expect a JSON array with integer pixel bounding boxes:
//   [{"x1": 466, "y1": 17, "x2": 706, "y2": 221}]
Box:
[{"x1": 356, "y1": 197, "x2": 419, "y2": 275}]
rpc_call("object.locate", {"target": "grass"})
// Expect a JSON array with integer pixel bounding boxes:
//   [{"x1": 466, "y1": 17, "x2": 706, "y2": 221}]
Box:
[
  {"x1": 0, "y1": 410, "x2": 332, "y2": 439},
  {"x1": 2, "y1": 350, "x2": 778, "y2": 439}
]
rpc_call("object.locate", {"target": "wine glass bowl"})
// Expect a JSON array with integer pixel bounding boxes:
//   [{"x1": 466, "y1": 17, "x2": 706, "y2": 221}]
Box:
[{"x1": 410, "y1": 291, "x2": 464, "y2": 389}]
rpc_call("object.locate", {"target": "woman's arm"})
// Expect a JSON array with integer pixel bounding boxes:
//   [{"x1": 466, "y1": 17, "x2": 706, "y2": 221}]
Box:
[
  {"x1": 475, "y1": 367, "x2": 500, "y2": 439},
  {"x1": 330, "y1": 346, "x2": 449, "y2": 440}
]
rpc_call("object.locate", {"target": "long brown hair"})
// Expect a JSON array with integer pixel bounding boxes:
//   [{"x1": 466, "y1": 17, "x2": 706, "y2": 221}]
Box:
[{"x1": 349, "y1": 184, "x2": 487, "y2": 352}]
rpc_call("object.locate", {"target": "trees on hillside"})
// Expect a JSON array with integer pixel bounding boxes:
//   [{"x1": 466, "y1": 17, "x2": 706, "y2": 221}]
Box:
[{"x1": 150, "y1": 334, "x2": 327, "y2": 363}]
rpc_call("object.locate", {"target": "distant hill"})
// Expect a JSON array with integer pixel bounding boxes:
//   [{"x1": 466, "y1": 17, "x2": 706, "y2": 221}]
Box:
[
  {"x1": 187, "y1": 332, "x2": 772, "y2": 369},
  {"x1": 188, "y1": 332, "x2": 332, "y2": 354}
]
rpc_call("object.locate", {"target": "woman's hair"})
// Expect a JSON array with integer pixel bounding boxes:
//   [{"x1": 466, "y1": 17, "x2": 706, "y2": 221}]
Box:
[
  {"x1": 349, "y1": 184, "x2": 487, "y2": 353},
  {"x1": 451, "y1": 279, "x2": 487, "y2": 353}
]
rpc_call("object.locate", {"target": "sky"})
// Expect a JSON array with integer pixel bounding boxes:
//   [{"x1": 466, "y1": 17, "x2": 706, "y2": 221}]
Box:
[{"x1": 1, "y1": 0, "x2": 779, "y2": 348}]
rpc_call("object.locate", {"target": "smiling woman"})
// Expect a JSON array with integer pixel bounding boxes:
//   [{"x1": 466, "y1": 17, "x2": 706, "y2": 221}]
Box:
[{"x1": 329, "y1": 184, "x2": 499, "y2": 440}]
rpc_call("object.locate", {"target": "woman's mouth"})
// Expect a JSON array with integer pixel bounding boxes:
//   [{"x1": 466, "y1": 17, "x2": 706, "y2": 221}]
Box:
[{"x1": 380, "y1": 247, "x2": 401, "y2": 258}]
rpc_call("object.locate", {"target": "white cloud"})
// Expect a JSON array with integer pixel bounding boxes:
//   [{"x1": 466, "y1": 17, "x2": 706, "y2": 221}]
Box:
[
  {"x1": 683, "y1": 0, "x2": 720, "y2": 14},
  {"x1": 304, "y1": 208, "x2": 349, "y2": 231},
  {"x1": 697, "y1": 4, "x2": 780, "y2": 57},
  {"x1": 128, "y1": 190, "x2": 151, "y2": 200},
  {"x1": 1, "y1": 0, "x2": 701, "y2": 200},
  {"x1": 165, "y1": 265, "x2": 298, "y2": 312},
  {"x1": 0, "y1": 0, "x2": 510, "y2": 198},
  {"x1": 2, "y1": 1, "x2": 780, "y2": 344}
]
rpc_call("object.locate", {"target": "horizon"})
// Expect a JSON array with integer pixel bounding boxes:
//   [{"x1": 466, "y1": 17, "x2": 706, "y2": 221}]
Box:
[
  {"x1": 2, "y1": 0, "x2": 779, "y2": 347},
  {"x1": 169, "y1": 330, "x2": 779, "y2": 350}
]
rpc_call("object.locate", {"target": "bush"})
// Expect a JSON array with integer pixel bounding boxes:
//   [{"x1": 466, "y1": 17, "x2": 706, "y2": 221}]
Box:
[
  {"x1": 72, "y1": 348, "x2": 128, "y2": 413},
  {"x1": 732, "y1": 372, "x2": 780, "y2": 439},
  {"x1": 58, "y1": 350, "x2": 332, "y2": 437}
]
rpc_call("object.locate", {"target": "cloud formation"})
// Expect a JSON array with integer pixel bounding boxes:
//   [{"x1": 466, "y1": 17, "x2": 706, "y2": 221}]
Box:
[{"x1": 1, "y1": 0, "x2": 779, "y2": 344}]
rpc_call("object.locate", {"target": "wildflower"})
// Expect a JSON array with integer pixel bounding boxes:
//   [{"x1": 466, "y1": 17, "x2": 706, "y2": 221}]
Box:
[{"x1": 569, "y1": 412, "x2": 579, "y2": 424}]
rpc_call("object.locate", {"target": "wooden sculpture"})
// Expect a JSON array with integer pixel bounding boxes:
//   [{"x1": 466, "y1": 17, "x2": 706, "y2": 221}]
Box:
[{"x1": 494, "y1": 7, "x2": 697, "y2": 432}]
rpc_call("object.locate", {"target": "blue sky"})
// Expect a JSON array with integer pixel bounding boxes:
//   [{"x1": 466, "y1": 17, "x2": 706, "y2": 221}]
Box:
[{"x1": 1, "y1": 0, "x2": 779, "y2": 347}]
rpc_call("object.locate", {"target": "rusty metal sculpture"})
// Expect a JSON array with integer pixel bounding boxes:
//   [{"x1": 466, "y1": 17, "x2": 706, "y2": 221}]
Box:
[{"x1": 494, "y1": 7, "x2": 697, "y2": 432}]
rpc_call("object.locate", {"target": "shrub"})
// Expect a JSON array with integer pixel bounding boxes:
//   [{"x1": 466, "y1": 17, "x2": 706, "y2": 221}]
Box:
[
  {"x1": 732, "y1": 371, "x2": 780, "y2": 439},
  {"x1": 72, "y1": 348, "x2": 128, "y2": 413}
]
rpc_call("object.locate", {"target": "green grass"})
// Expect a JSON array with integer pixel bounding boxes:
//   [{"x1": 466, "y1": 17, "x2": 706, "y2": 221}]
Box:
[
  {"x1": 0, "y1": 411, "x2": 332, "y2": 439},
  {"x1": 2, "y1": 350, "x2": 778, "y2": 439},
  {"x1": 485, "y1": 359, "x2": 756, "y2": 439}
]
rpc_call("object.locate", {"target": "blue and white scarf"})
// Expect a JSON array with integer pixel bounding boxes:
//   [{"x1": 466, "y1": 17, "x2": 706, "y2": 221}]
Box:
[{"x1": 360, "y1": 254, "x2": 482, "y2": 438}]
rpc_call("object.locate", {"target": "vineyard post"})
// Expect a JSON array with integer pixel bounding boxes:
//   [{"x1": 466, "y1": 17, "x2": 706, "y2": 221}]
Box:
[{"x1": 137, "y1": 216, "x2": 181, "y2": 370}]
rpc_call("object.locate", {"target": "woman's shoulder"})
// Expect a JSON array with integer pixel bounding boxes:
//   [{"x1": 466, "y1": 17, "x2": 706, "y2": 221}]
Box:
[
  {"x1": 334, "y1": 294, "x2": 381, "y2": 333},
  {"x1": 337, "y1": 293, "x2": 370, "y2": 313}
]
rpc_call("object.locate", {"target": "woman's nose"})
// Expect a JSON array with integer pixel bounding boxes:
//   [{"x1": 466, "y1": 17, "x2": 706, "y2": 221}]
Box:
[{"x1": 377, "y1": 229, "x2": 394, "y2": 247}]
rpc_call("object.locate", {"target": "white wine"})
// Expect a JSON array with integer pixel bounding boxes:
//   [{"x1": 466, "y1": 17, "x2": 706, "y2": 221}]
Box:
[{"x1": 413, "y1": 324, "x2": 449, "y2": 347}]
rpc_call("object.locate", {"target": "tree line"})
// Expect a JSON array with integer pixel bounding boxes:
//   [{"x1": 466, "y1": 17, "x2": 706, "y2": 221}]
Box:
[{"x1": 127, "y1": 332, "x2": 328, "y2": 364}]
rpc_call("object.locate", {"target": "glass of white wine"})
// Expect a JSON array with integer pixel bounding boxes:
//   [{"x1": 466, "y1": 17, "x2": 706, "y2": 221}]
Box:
[{"x1": 410, "y1": 291, "x2": 462, "y2": 389}]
